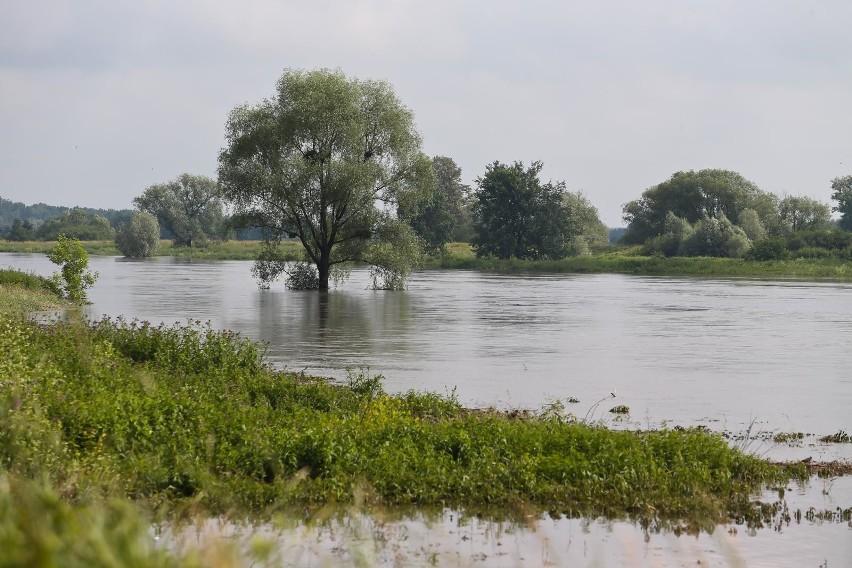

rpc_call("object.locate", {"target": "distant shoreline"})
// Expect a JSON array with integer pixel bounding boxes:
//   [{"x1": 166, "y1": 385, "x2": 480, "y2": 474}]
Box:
[{"x1": 2, "y1": 239, "x2": 852, "y2": 280}]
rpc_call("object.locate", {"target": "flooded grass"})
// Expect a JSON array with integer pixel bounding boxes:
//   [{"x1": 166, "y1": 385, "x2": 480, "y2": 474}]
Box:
[{"x1": 1, "y1": 314, "x2": 798, "y2": 524}]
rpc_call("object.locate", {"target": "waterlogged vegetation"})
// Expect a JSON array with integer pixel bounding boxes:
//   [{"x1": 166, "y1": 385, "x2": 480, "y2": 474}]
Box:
[{"x1": 1, "y1": 312, "x2": 802, "y2": 524}]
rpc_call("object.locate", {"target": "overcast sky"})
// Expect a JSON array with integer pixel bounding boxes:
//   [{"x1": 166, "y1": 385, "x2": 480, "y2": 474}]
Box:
[{"x1": 2, "y1": 0, "x2": 851, "y2": 226}]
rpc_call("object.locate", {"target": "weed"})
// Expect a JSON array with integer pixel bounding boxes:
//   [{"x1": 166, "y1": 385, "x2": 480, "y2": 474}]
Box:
[{"x1": 818, "y1": 430, "x2": 851, "y2": 443}]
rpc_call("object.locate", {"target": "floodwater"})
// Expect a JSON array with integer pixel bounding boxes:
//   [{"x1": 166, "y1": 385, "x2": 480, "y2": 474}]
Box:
[
  {"x1": 167, "y1": 477, "x2": 852, "y2": 567},
  {"x1": 3, "y1": 253, "x2": 851, "y2": 566}
]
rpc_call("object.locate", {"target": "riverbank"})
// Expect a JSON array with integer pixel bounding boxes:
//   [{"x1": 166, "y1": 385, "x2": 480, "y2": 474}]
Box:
[
  {"x1": 1, "y1": 280, "x2": 850, "y2": 566},
  {"x1": 0, "y1": 304, "x2": 807, "y2": 522},
  {"x1": 4, "y1": 239, "x2": 852, "y2": 279}
]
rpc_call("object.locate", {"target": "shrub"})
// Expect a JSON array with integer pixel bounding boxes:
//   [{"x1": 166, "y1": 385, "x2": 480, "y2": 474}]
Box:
[
  {"x1": 115, "y1": 211, "x2": 160, "y2": 258},
  {"x1": 745, "y1": 237, "x2": 788, "y2": 261},
  {"x1": 46, "y1": 235, "x2": 98, "y2": 302}
]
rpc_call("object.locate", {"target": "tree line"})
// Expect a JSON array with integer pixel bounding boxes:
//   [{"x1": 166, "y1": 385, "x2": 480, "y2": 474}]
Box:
[{"x1": 4, "y1": 68, "x2": 852, "y2": 290}]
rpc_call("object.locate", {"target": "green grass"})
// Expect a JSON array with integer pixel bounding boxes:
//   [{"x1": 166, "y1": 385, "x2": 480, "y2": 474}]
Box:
[
  {"x1": 0, "y1": 268, "x2": 64, "y2": 317},
  {"x1": 426, "y1": 245, "x2": 852, "y2": 279},
  {"x1": 4, "y1": 239, "x2": 852, "y2": 279},
  {"x1": 0, "y1": 314, "x2": 793, "y2": 531}
]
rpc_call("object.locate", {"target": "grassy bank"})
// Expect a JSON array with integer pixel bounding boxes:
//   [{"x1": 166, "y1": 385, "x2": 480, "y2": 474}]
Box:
[
  {"x1": 1, "y1": 314, "x2": 795, "y2": 526},
  {"x1": 5, "y1": 239, "x2": 851, "y2": 279},
  {"x1": 0, "y1": 268, "x2": 64, "y2": 317}
]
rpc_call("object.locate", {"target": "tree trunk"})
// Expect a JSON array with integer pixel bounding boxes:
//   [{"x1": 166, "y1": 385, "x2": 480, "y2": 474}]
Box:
[{"x1": 318, "y1": 249, "x2": 330, "y2": 291}]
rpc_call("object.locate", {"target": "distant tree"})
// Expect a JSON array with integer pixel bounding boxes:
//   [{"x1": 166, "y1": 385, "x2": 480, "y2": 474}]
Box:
[
  {"x1": 433, "y1": 156, "x2": 474, "y2": 242},
  {"x1": 748, "y1": 192, "x2": 785, "y2": 236},
  {"x1": 398, "y1": 187, "x2": 455, "y2": 253},
  {"x1": 5, "y1": 218, "x2": 35, "y2": 241},
  {"x1": 644, "y1": 212, "x2": 694, "y2": 257},
  {"x1": 398, "y1": 155, "x2": 471, "y2": 252},
  {"x1": 745, "y1": 237, "x2": 788, "y2": 261},
  {"x1": 472, "y1": 161, "x2": 569, "y2": 259},
  {"x1": 830, "y1": 175, "x2": 852, "y2": 231},
  {"x1": 680, "y1": 214, "x2": 751, "y2": 258},
  {"x1": 778, "y1": 195, "x2": 831, "y2": 232},
  {"x1": 115, "y1": 211, "x2": 161, "y2": 258},
  {"x1": 218, "y1": 68, "x2": 433, "y2": 290},
  {"x1": 47, "y1": 234, "x2": 98, "y2": 302},
  {"x1": 36, "y1": 208, "x2": 115, "y2": 241},
  {"x1": 562, "y1": 191, "x2": 609, "y2": 254},
  {"x1": 134, "y1": 173, "x2": 226, "y2": 247},
  {"x1": 737, "y1": 208, "x2": 767, "y2": 242},
  {"x1": 622, "y1": 169, "x2": 764, "y2": 244}
]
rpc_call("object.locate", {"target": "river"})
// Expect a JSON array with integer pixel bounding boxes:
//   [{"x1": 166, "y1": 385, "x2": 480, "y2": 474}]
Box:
[{"x1": 3, "y1": 252, "x2": 851, "y2": 565}]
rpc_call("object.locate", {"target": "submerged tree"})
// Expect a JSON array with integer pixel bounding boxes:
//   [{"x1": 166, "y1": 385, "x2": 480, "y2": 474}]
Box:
[
  {"x1": 218, "y1": 68, "x2": 434, "y2": 290},
  {"x1": 134, "y1": 174, "x2": 226, "y2": 247},
  {"x1": 115, "y1": 211, "x2": 160, "y2": 258},
  {"x1": 47, "y1": 234, "x2": 98, "y2": 302}
]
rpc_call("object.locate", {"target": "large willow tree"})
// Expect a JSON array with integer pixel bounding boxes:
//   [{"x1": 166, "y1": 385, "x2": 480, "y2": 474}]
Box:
[{"x1": 218, "y1": 69, "x2": 433, "y2": 290}]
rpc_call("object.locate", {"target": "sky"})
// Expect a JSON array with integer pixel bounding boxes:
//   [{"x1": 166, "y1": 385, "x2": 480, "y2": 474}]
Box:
[{"x1": 2, "y1": 1, "x2": 852, "y2": 227}]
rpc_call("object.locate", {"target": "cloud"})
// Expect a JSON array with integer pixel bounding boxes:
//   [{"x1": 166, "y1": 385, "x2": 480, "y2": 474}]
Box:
[{"x1": 2, "y1": 0, "x2": 852, "y2": 224}]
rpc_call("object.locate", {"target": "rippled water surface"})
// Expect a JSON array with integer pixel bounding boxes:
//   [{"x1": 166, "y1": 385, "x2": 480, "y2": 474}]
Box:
[
  {"x1": 4, "y1": 252, "x2": 852, "y2": 565},
  {"x1": 6, "y1": 254, "x2": 849, "y2": 442}
]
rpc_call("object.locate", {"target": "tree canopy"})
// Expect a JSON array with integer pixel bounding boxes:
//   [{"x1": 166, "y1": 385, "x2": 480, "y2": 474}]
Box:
[
  {"x1": 115, "y1": 211, "x2": 160, "y2": 258},
  {"x1": 398, "y1": 156, "x2": 471, "y2": 252},
  {"x1": 472, "y1": 161, "x2": 574, "y2": 260},
  {"x1": 134, "y1": 174, "x2": 226, "y2": 247},
  {"x1": 218, "y1": 68, "x2": 434, "y2": 290},
  {"x1": 36, "y1": 208, "x2": 115, "y2": 241},
  {"x1": 831, "y1": 175, "x2": 852, "y2": 231},
  {"x1": 621, "y1": 169, "x2": 764, "y2": 244}
]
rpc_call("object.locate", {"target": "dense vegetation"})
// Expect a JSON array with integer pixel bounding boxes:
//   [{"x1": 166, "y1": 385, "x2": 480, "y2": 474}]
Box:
[{"x1": 0, "y1": 309, "x2": 792, "y2": 525}]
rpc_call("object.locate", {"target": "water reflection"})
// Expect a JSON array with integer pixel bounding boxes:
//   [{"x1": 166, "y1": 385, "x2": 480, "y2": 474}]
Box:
[{"x1": 164, "y1": 476, "x2": 852, "y2": 567}]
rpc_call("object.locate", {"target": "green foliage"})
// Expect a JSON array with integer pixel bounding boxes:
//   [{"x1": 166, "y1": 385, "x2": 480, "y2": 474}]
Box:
[
  {"x1": 778, "y1": 195, "x2": 831, "y2": 232},
  {"x1": 472, "y1": 161, "x2": 570, "y2": 260},
  {"x1": 0, "y1": 268, "x2": 63, "y2": 317},
  {"x1": 0, "y1": 478, "x2": 180, "y2": 568},
  {"x1": 115, "y1": 211, "x2": 161, "y2": 258},
  {"x1": 830, "y1": 175, "x2": 852, "y2": 231},
  {"x1": 219, "y1": 68, "x2": 433, "y2": 290},
  {"x1": 680, "y1": 215, "x2": 751, "y2": 258},
  {"x1": 4, "y1": 218, "x2": 35, "y2": 241},
  {"x1": 0, "y1": 267, "x2": 60, "y2": 294},
  {"x1": 818, "y1": 430, "x2": 851, "y2": 443},
  {"x1": 36, "y1": 208, "x2": 116, "y2": 241},
  {"x1": 622, "y1": 169, "x2": 764, "y2": 244},
  {"x1": 737, "y1": 208, "x2": 767, "y2": 242},
  {"x1": 134, "y1": 173, "x2": 226, "y2": 247},
  {"x1": 0, "y1": 316, "x2": 786, "y2": 527},
  {"x1": 398, "y1": 156, "x2": 473, "y2": 253},
  {"x1": 643, "y1": 212, "x2": 693, "y2": 257},
  {"x1": 398, "y1": 184, "x2": 456, "y2": 254},
  {"x1": 284, "y1": 261, "x2": 320, "y2": 290},
  {"x1": 563, "y1": 191, "x2": 610, "y2": 252},
  {"x1": 46, "y1": 235, "x2": 98, "y2": 302},
  {"x1": 0, "y1": 197, "x2": 132, "y2": 236},
  {"x1": 745, "y1": 237, "x2": 788, "y2": 261}
]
